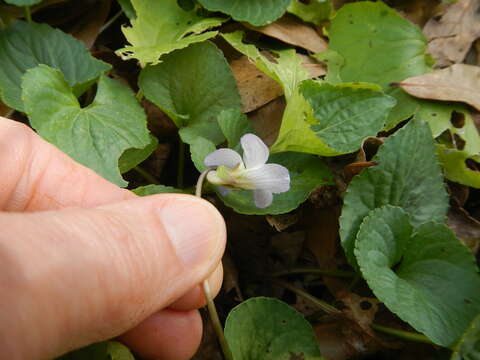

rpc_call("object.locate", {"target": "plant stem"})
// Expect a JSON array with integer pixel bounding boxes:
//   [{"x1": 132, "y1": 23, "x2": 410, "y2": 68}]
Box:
[
  {"x1": 24, "y1": 6, "x2": 32, "y2": 23},
  {"x1": 272, "y1": 268, "x2": 355, "y2": 278},
  {"x1": 177, "y1": 139, "x2": 185, "y2": 188},
  {"x1": 99, "y1": 10, "x2": 123, "y2": 34},
  {"x1": 134, "y1": 166, "x2": 159, "y2": 184},
  {"x1": 272, "y1": 279, "x2": 341, "y2": 314},
  {"x1": 135, "y1": 89, "x2": 144, "y2": 102},
  {"x1": 371, "y1": 324, "x2": 433, "y2": 345},
  {"x1": 196, "y1": 169, "x2": 233, "y2": 360},
  {"x1": 275, "y1": 279, "x2": 435, "y2": 346}
]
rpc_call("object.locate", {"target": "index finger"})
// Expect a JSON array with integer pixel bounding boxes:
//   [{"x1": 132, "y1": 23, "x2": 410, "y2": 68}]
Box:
[{"x1": 0, "y1": 117, "x2": 134, "y2": 211}]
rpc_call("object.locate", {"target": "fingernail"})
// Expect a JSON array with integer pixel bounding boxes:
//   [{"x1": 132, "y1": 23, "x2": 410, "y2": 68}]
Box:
[{"x1": 159, "y1": 198, "x2": 224, "y2": 266}]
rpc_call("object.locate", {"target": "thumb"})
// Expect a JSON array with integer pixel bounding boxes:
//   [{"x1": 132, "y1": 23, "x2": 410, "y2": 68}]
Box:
[{"x1": 0, "y1": 194, "x2": 226, "y2": 360}]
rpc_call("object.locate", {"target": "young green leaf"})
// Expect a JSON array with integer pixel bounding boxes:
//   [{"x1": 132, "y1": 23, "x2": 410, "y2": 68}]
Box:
[
  {"x1": 118, "y1": 135, "x2": 158, "y2": 174},
  {"x1": 0, "y1": 21, "x2": 110, "y2": 112},
  {"x1": 197, "y1": 0, "x2": 291, "y2": 26},
  {"x1": 300, "y1": 81, "x2": 396, "y2": 154},
  {"x1": 355, "y1": 205, "x2": 480, "y2": 347},
  {"x1": 451, "y1": 313, "x2": 480, "y2": 360},
  {"x1": 340, "y1": 119, "x2": 449, "y2": 268},
  {"x1": 190, "y1": 137, "x2": 216, "y2": 172},
  {"x1": 133, "y1": 185, "x2": 189, "y2": 196},
  {"x1": 4, "y1": 0, "x2": 42, "y2": 5},
  {"x1": 225, "y1": 297, "x2": 323, "y2": 360},
  {"x1": 116, "y1": 0, "x2": 136, "y2": 19},
  {"x1": 116, "y1": 0, "x2": 225, "y2": 66},
  {"x1": 418, "y1": 103, "x2": 480, "y2": 156},
  {"x1": 223, "y1": 31, "x2": 333, "y2": 155},
  {"x1": 139, "y1": 41, "x2": 242, "y2": 145},
  {"x1": 287, "y1": 0, "x2": 332, "y2": 25},
  {"x1": 22, "y1": 65, "x2": 150, "y2": 187},
  {"x1": 323, "y1": 1, "x2": 432, "y2": 128},
  {"x1": 437, "y1": 145, "x2": 480, "y2": 188},
  {"x1": 217, "y1": 152, "x2": 333, "y2": 215},
  {"x1": 222, "y1": 31, "x2": 309, "y2": 99},
  {"x1": 217, "y1": 109, "x2": 254, "y2": 150}
]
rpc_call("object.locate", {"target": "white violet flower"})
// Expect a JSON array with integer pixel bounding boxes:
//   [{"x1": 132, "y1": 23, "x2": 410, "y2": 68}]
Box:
[{"x1": 204, "y1": 133, "x2": 291, "y2": 208}]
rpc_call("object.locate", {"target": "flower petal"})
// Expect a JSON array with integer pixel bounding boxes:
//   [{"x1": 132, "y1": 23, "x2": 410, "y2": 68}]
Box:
[
  {"x1": 254, "y1": 189, "x2": 273, "y2": 208},
  {"x1": 241, "y1": 133, "x2": 269, "y2": 169},
  {"x1": 204, "y1": 148, "x2": 243, "y2": 168},
  {"x1": 241, "y1": 164, "x2": 290, "y2": 193}
]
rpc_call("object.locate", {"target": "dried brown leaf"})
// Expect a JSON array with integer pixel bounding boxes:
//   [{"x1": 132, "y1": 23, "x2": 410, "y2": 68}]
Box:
[
  {"x1": 70, "y1": 0, "x2": 111, "y2": 48},
  {"x1": 399, "y1": 64, "x2": 480, "y2": 111},
  {"x1": 447, "y1": 206, "x2": 480, "y2": 253},
  {"x1": 423, "y1": 0, "x2": 480, "y2": 67},
  {"x1": 266, "y1": 212, "x2": 301, "y2": 232},
  {"x1": 245, "y1": 15, "x2": 328, "y2": 53},
  {"x1": 230, "y1": 56, "x2": 284, "y2": 113},
  {"x1": 248, "y1": 97, "x2": 285, "y2": 146}
]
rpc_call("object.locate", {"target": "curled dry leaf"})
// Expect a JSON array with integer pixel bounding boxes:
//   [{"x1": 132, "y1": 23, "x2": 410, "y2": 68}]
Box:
[
  {"x1": 447, "y1": 206, "x2": 480, "y2": 253},
  {"x1": 231, "y1": 53, "x2": 325, "y2": 113},
  {"x1": 266, "y1": 211, "x2": 301, "y2": 232},
  {"x1": 399, "y1": 64, "x2": 480, "y2": 111},
  {"x1": 248, "y1": 96, "x2": 285, "y2": 146},
  {"x1": 245, "y1": 14, "x2": 328, "y2": 53},
  {"x1": 70, "y1": 0, "x2": 111, "y2": 48},
  {"x1": 423, "y1": 0, "x2": 480, "y2": 67},
  {"x1": 230, "y1": 56, "x2": 283, "y2": 113}
]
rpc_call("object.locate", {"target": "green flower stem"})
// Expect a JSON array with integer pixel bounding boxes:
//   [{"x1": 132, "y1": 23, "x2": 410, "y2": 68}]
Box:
[
  {"x1": 276, "y1": 279, "x2": 435, "y2": 346},
  {"x1": 272, "y1": 279, "x2": 341, "y2": 314},
  {"x1": 134, "y1": 166, "x2": 159, "y2": 185},
  {"x1": 272, "y1": 268, "x2": 355, "y2": 278},
  {"x1": 24, "y1": 6, "x2": 32, "y2": 23},
  {"x1": 135, "y1": 89, "x2": 144, "y2": 102},
  {"x1": 371, "y1": 324, "x2": 433, "y2": 345},
  {"x1": 99, "y1": 10, "x2": 123, "y2": 34},
  {"x1": 177, "y1": 138, "x2": 185, "y2": 188},
  {"x1": 196, "y1": 169, "x2": 234, "y2": 360}
]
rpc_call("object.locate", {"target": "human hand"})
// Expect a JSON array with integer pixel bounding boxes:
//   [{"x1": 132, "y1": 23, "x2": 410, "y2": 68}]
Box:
[{"x1": 0, "y1": 117, "x2": 226, "y2": 360}]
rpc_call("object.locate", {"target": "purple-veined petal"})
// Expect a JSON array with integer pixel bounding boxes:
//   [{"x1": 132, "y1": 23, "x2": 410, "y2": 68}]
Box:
[
  {"x1": 241, "y1": 133, "x2": 269, "y2": 169},
  {"x1": 204, "y1": 148, "x2": 243, "y2": 168},
  {"x1": 253, "y1": 189, "x2": 273, "y2": 208},
  {"x1": 241, "y1": 164, "x2": 290, "y2": 193}
]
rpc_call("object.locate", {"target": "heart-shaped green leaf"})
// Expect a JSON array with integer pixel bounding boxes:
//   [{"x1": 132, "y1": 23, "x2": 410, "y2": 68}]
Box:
[
  {"x1": 22, "y1": 65, "x2": 150, "y2": 187},
  {"x1": 119, "y1": 135, "x2": 158, "y2": 174},
  {"x1": 116, "y1": 0, "x2": 225, "y2": 66},
  {"x1": 197, "y1": 0, "x2": 291, "y2": 26},
  {"x1": 225, "y1": 297, "x2": 323, "y2": 360},
  {"x1": 340, "y1": 119, "x2": 448, "y2": 267},
  {"x1": 355, "y1": 205, "x2": 480, "y2": 346},
  {"x1": 0, "y1": 21, "x2": 110, "y2": 112},
  {"x1": 451, "y1": 313, "x2": 480, "y2": 360},
  {"x1": 139, "y1": 41, "x2": 242, "y2": 146},
  {"x1": 300, "y1": 80, "x2": 396, "y2": 154},
  {"x1": 322, "y1": 1, "x2": 432, "y2": 129},
  {"x1": 287, "y1": 0, "x2": 332, "y2": 25}
]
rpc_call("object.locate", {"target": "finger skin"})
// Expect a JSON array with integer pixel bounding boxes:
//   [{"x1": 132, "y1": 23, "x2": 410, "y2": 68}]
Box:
[
  {"x1": 169, "y1": 263, "x2": 223, "y2": 311},
  {"x1": 0, "y1": 117, "x2": 226, "y2": 359},
  {"x1": 119, "y1": 309, "x2": 203, "y2": 360},
  {"x1": 0, "y1": 117, "x2": 132, "y2": 211},
  {"x1": 0, "y1": 194, "x2": 226, "y2": 360}
]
